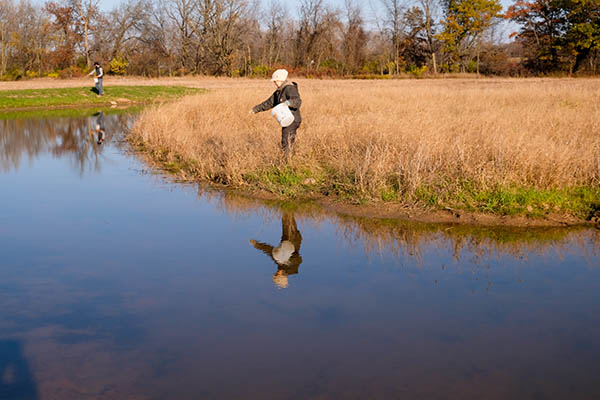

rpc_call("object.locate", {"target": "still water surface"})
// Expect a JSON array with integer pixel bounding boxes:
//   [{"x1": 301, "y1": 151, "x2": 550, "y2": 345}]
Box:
[{"x1": 1, "y1": 112, "x2": 600, "y2": 399}]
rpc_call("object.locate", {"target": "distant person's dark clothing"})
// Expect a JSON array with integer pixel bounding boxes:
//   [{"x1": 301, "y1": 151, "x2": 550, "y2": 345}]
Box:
[{"x1": 252, "y1": 82, "x2": 302, "y2": 155}]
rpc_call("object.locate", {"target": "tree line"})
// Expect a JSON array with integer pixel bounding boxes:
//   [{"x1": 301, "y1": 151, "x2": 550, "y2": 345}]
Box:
[{"x1": 0, "y1": 0, "x2": 598, "y2": 79}]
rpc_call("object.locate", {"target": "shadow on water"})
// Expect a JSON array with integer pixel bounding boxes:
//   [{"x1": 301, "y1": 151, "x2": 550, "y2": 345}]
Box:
[{"x1": 0, "y1": 340, "x2": 38, "y2": 400}]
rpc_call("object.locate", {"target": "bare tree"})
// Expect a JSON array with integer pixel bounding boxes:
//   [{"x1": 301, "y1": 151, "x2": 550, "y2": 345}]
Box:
[
  {"x1": 163, "y1": 0, "x2": 198, "y2": 71},
  {"x1": 378, "y1": 0, "x2": 404, "y2": 74},
  {"x1": 342, "y1": 0, "x2": 368, "y2": 74},
  {"x1": 295, "y1": 0, "x2": 324, "y2": 68},
  {"x1": 197, "y1": 0, "x2": 249, "y2": 75},
  {"x1": 263, "y1": 0, "x2": 287, "y2": 67},
  {"x1": 108, "y1": 0, "x2": 149, "y2": 60},
  {"x1": 417, "y1": 0, "x2": 438, "y2": 73},
  {"x1": 69, "y1": 0, "x2": 100, "y2": 67},
  {"x1": 0, "y1": 0, "x2": 15, "y2": 76},
  {"x1": 7, "y1": 0, "x2": 50, "y2": 75}
]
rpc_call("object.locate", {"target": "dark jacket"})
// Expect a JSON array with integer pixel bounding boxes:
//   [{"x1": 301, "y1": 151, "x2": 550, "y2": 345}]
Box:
[{"x1": 252, "y1": 81, "x2": 302, "y2": 123}]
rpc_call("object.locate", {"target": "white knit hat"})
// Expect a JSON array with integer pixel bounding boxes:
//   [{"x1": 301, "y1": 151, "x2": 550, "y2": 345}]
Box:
[{"x1": 271, "y1": 69, "x2": 288, "y2": 82}]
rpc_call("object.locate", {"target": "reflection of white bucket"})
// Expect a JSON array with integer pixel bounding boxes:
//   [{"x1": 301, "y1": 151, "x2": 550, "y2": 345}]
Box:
[
  {"x1": 272, "y1": 241, "x2": 295, "y2": 265},
  {"x1": 271, "y1": 103, "x2": 294, "y2": 127}
]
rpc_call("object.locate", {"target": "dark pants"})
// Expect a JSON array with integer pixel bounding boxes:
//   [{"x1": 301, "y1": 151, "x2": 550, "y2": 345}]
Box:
[
  {"x1": 96, "y1": 78, "x2": 103, "y2": 95},
  {"x1": 282, "y1": 120, "x2": 301, "y2": 155}
]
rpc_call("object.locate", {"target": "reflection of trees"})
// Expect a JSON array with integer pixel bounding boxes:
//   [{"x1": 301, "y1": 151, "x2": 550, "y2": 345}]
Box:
[
  {"x1": 333, "y1": 215, "x2": 600, "y2": 263},
  {"x1": 199, "y1": 189, "x2": 600, "y2": 268},
  {"x1": 0, "y1": 113, "x2": 132, "y2": 174}
]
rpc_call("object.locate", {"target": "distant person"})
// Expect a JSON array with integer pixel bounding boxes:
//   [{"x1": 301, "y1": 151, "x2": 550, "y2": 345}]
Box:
[
  {"x1": 87, "y1": 61, "x2": 104, "y2": 96},
  {"x1": 250, "y1": 212, "x2": 303, "y2": 289},
  {"x1": 250, "y1": 69, "x2": 302, "y2": 159},
  {"x1": 93, "y1": 111, "x2": 106, "y2": 144}
]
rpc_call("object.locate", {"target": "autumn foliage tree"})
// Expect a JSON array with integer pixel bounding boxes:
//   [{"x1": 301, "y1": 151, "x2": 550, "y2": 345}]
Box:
[
  {"x1": 565, "y1": 0, "x2": 600, "y2": 73},
  {"x1": 437, "y1": 0, "x2": 503, "y2": 72},
  {"x1": 506, "y1": 0, "x2": 568, "y2": 72},
  {"x1": 45, "y1": 1, "x2": 81, "y2": 69},
  {"x1": 507, "y1": 0, "x2": 600, "y2": 74}
]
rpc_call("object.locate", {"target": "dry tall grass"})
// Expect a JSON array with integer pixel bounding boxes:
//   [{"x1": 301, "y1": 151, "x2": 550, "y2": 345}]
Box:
[{"x1": 132, "y1": 78, "x2": 600, "y2": 200}]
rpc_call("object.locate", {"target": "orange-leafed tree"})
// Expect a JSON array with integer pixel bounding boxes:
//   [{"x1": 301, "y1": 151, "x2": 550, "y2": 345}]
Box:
[{"x1": 45, "y1": 1, "x2": 81, "y2": 69}]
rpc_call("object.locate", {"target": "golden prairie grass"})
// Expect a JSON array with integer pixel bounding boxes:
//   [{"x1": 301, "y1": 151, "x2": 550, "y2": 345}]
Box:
[{"x1": 131, "y1": 78, "x2": 600, "y2": 215}]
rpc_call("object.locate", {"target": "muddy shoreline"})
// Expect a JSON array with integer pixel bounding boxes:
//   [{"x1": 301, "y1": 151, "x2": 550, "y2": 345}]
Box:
[{"x1": 133, "y1": 148, "x2": 598, "y2": 228}]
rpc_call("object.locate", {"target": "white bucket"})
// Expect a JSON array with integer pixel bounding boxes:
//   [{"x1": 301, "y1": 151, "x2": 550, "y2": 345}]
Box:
[
  {"x1": 271, "y1": 103, "x2": 294, "y2": 127},
  {"x1": 93, "y1": 77, "x2": 98, "y2": 83}
]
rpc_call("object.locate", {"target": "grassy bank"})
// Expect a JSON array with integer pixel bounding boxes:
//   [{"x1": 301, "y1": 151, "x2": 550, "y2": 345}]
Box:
[
  {"x1": 0, "y1": 86, "x2": 203, "y2": 111},
  {"x1": 131, "y1": 78, "x2": 600, "y2": 222}
]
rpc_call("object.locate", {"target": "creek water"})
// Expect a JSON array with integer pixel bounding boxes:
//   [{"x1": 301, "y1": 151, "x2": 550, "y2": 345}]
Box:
[{"x1": 1, "y1": 112, "x2": 599, "y2": 400}]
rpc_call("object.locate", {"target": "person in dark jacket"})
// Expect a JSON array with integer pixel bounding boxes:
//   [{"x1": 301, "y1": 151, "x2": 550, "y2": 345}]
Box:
[
  {"x1": 250, "y1": 212, "x2": 303, "y2": 289},
  {"x1": 250, "y1": 69, "x2": 302, "y2": 158}
]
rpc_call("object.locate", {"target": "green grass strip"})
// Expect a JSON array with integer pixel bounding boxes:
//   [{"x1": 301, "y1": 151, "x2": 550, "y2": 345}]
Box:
[
  {"x1": 0, "y1": 86, "x2": 203, "y2": 110},
  {"x1": 415, "y1": 184, "x2": 600, "y2": 219}
]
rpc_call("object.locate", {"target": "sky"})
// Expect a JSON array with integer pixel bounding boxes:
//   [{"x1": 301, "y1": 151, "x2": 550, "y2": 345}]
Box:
[
  {"x1": 96, "y1": 0, "x2": 515, "y2": 14},
  {"x1": 96, "y1": 0, "x2": 352, "y2": 12}
]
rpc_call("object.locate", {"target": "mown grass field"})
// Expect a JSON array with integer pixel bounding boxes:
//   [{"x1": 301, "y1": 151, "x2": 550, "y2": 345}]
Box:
[
  {"x1": 130, "y1": 78, "x2": 598, "y2": 220},
  {"x1": 0, "y1": 86, "x2": 203, "y2": 110}
]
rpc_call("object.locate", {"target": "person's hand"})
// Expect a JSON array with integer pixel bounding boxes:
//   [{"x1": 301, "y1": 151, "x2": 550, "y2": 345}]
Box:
[
  {"x1": 249, "y1": 109, "x2": 255, "y2": 115},
  {"x1": 250, "y1": 239, "x2": 257, "y2": 245}
]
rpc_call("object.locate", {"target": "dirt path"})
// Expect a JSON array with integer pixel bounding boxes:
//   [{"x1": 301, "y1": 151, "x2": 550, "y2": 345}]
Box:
[{"x1": 0, "y1": 76, "x2": 266, "y2": 91}]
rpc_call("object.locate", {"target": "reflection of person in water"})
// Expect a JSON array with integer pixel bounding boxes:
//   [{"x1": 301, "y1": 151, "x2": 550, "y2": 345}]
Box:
[
  {"x1": 93, "y1": 111, "x2": 106, "y2": 144},
  {"x1": 250, "y1": 212, "x2": 302, "y2": 289}
]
